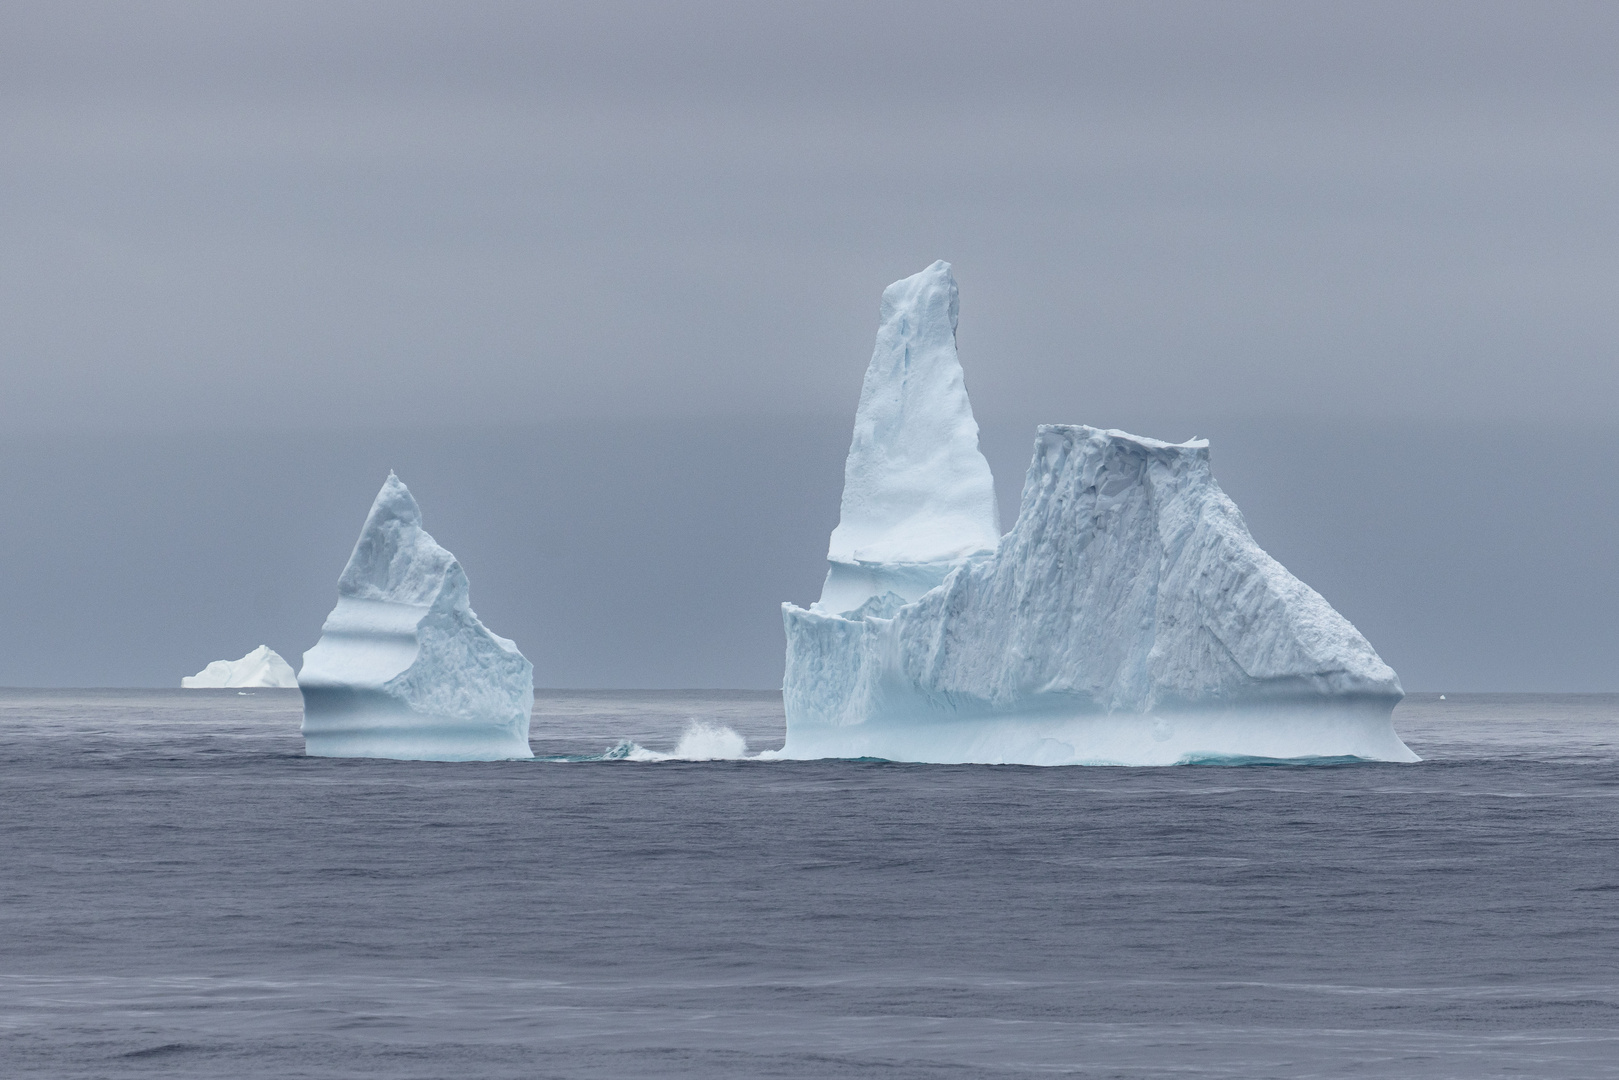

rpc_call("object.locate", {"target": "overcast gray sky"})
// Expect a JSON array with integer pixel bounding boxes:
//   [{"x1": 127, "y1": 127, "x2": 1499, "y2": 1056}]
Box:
[{"x1": 2, "y1": 2, "x2": 1616, "y2": 689}]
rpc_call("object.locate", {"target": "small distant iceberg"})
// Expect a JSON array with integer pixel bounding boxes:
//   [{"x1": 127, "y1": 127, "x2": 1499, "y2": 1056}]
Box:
[
  {"x1": 298, "y1": 473, "x2": 535, "y2": 761},
  {"x1": 773, "y1": 261, "x2": 1417, "y2": 766},
  {"x1": 182, "y1": 645, "x2": 298, "y2": 688}
]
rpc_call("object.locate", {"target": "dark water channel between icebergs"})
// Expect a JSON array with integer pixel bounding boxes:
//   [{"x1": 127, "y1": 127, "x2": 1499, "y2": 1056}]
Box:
[{"x1": 1, "y1": 689, "x2": 1617, "y2": 1078}]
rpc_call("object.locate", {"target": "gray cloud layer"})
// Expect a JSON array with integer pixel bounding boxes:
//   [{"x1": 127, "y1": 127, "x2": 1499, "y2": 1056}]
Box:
[{"x1": 0, "y1": 3, "x2": 1615, "y2": 688}]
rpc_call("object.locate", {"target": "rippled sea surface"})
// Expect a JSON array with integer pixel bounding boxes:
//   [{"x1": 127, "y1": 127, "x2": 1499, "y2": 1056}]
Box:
[{"x1": 2, "y1": 690, "x2": 1617, "y2": 1078}]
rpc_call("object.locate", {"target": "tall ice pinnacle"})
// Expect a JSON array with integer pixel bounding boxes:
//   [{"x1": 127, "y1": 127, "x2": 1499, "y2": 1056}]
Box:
[
  {"x1": 298, "y1": 473, "x2": 535, "y2": 760},
  {"x1": 818, "y1": 260, "x2": 1000, "y2": 613}
]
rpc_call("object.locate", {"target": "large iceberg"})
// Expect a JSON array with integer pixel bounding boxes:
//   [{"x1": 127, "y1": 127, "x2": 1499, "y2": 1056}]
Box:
[
  {"x1": 298, "y1": 473, "x2": 534, "y2": 761},
  {"x1": 182, "y1": 645, "x2": 298, "y2": 688},
  {"x1": 776, "y1": 263, "x2": 1415, "y2": 765}
]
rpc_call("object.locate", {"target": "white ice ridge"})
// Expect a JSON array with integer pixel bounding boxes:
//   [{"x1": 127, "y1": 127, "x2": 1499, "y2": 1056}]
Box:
[
  {"x1": 777, "y1": 271, "x2": 1414, "y2": 766},
  {"x1": 182, "y1": 645, "x2": 298, "y2": 688},
  {"x1": 817, "y1": 260, "x2": 1000, "y2": 614},
  {"x1": 298, "y1": 473, "x2": 534, "y2": 761}
]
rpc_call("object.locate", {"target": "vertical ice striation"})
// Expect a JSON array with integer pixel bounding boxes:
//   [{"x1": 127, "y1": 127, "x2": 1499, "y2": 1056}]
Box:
[
  {"x1": 298, "y1": 473, "x2": 534, "y2": 760},
  {"x1": 817, "y1": 260, "x2": 1001, "y2": 614}
]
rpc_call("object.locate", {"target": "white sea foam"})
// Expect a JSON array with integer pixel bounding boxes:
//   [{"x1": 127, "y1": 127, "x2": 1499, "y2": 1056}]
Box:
[
  {"x1": 672, "y1": 721, "x2": 749, "y2": 760},
  {"x1": 552, "y1": 721, "x2": 751, "y2": 762}
]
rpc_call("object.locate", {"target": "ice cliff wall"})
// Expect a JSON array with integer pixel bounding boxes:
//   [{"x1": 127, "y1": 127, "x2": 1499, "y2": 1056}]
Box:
[{"x1": 299, "y1": 473, "x2": 534, "y2": 760}]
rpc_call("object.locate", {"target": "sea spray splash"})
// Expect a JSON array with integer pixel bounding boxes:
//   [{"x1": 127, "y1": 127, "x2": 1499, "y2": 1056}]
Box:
[
  {"x1": 671, "y1": 720, "x2": 748, "y2": 761},
  {"x1": 540, "y1": 721, "x2": 751, "y2": 762}
]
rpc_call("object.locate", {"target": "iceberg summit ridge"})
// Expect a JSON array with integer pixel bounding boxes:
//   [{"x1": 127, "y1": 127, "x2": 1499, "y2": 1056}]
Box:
[
  {"x1": 298, "y1": 473, "x2": 534, "y2": 760},
  {"x1": 776, "y1": 266, "x2": 1415, "y2": 765}
]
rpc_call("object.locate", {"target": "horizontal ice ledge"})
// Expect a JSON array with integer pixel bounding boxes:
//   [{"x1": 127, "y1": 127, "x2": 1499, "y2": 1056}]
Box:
[
  {"x1": 298, "y1": 688, "x2": 534, "y2": 761},
  {"x1": 299, "y1": 597, "x2": 534, "y2": 761}
]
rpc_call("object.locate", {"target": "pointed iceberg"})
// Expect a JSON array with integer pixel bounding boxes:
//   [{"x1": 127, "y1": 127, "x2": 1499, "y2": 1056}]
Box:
[
  {"x1": 817, "y1": 260, "x2": 1001, "y2": 614},
  {"x1": 182, "y1": 645, "x2": 298, "y2": 688},
  {"x1": 298, "y1": 473, "x2": 534, "y2": 760},
  {"x1": 776, "y1": 266, "x2": 1415, "y2": 765}
]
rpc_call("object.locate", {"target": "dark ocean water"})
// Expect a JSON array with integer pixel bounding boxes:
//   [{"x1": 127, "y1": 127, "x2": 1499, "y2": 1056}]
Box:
[{"x1": 2, "y1": 690, "x2": 1617, "y2": 1078}]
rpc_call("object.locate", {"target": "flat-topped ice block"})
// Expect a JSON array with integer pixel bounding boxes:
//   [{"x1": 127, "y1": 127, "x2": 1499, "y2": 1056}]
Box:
[{"x1": 299, "y1": 473, "x2": 534, "y2": 761}]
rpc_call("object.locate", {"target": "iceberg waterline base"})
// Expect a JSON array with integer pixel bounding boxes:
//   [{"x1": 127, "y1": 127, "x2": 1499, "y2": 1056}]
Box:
[
  {"x1": 780, "y1": 263, "x2": 1415, "y2": 766},
  {"x1": 767, "y1": 699, "x2": 1415, "y2": 766}
]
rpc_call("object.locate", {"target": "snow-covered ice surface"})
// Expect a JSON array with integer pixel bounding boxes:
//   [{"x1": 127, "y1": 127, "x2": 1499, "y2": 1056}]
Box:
[
  {"x1": 298, "y1": 473, "x2": 533, "y2": 760},
  {"x1": 181, "y1": 645, "x2": 297, "y2": 688},
  {"x1": 817, "y1": 260, "x2": 1000, "y2": 614},
  {"x1": 781, "y1": 268, "x2": 1414, "y2": 766}
]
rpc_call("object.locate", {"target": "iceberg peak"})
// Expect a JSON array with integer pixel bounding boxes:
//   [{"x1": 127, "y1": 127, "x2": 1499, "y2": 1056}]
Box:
[
  {"x1": 819, "y1": 260, "x2": 1000, "y2": 613},
  {"x1": 336, "y1": 470, "x2": 455, "y2": 607},
  {"x1": 299, "y1": 473, "x2": 534, "y2": 761}
]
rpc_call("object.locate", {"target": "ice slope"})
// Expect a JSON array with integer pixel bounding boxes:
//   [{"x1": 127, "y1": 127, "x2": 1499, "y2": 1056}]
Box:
[
  {"x1": 777, "y1": 267, "x2": 1414, "y2": 766},
  {"x1": 817, "y1": 261, "x2": 1000, "y2": 614},
  {"x1": 182, "y1": 645, "x2": 298, "y2": 688},
  {"x1": 298, "y1": 473, "x2": 534, "y2": 760}
]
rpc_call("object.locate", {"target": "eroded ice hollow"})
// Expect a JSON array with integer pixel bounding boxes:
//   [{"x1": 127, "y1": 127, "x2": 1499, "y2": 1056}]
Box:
[
  {"x1": 298, "y1": 473, "x2": 534, "y2": 761},
  {"x1": 774, "y1": 261, "x2": 1416, "y2": 765}
]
